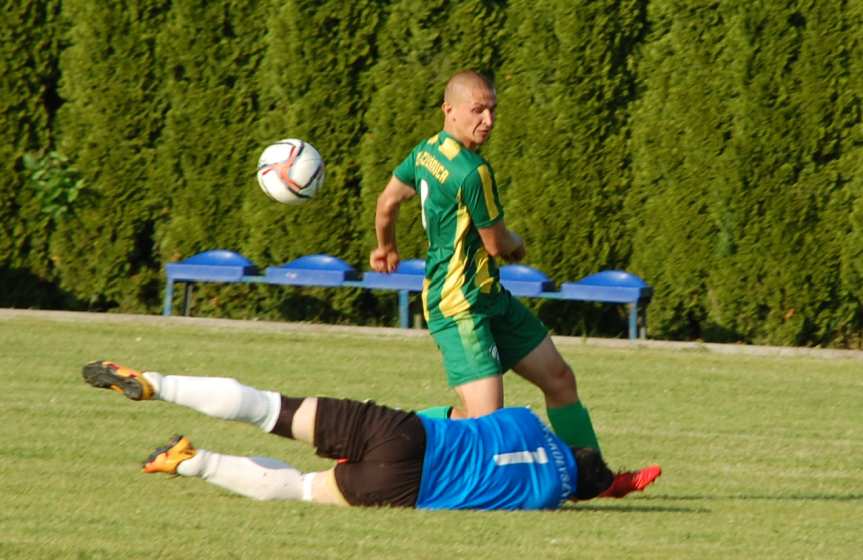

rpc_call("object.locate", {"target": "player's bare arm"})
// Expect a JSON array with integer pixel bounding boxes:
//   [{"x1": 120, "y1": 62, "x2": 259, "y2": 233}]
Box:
[
  {"x1": 477, "y1": 221, "x2": 526, "y2": 263},
  {"x1": 371, "y1": 176, "x2": 415, "y2": 273}
]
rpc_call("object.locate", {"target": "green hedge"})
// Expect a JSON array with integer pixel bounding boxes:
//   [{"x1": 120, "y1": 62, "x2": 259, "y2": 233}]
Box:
[
  {"x1": 484, "y1": 0, "x2": 647, "y2": 335},
  {"x1": 0, "y1": 0, "x2": 67, "y2": 307},
  {"x1": 2, "y1": 0, "x2": 861, "y2": 345},
  {"x1": 54, "y1": 0, "x2": 170, "y2": 311},
  {"x1": 629, "y1": 0, "x2": 863, "y2": 346}
]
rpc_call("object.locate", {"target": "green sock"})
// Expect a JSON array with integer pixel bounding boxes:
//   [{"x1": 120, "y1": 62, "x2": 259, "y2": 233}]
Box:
[
  {"x1": 417, "y1": 405, "x2": 452, "y2": 420},
  {"x1": 547, "y1": 401, "x2": 601, "y2": 452}
]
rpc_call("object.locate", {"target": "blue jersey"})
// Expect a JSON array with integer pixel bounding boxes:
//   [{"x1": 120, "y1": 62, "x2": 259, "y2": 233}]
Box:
[{"x1": 416, "y1": 408, "x2": 578, "y2": 510}]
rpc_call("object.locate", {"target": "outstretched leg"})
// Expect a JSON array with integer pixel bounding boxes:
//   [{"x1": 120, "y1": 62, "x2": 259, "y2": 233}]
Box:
[
  {"x1": 83, "y1": 360, "x2": 284, "y2": 433},
  {"x1": 143, "y1": 433, "x2": 347, "y2": 504},
  {"x1": 82, "y1": 361, "x2": 346, "y2": 504}
]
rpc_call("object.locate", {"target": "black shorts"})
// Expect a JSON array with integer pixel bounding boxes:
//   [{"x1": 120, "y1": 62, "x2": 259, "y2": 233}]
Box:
[{"x1": 276, "y1": 397, "x2": 426, "y2": 507}]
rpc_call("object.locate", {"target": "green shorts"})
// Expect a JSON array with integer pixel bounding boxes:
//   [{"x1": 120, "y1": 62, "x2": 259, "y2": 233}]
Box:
[{"x1": 428, "y1": 292, "x2": 548, "y2": 388}]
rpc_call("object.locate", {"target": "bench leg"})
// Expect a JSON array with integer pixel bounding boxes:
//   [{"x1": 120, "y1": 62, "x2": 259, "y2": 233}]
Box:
[
  {"x1": 398, "y1": 290, "x2": 410, "y2": 329},
  {"x1": 163, "y1": 279, "x2": 175, "y2": 316},
  {"x1": 640, "y1": 305, "x2": 648, "y2": 340},
  {"x1": 183, "y1": 283, "x2": 194, "y2": 317}
]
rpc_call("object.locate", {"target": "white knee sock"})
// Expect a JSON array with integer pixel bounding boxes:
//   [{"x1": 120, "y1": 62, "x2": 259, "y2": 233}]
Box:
[
  {"x1": 178, "y1": 450, "x2": 311, "y2": 501},
  {"x1": 142, "y1": 373, "x2": 281, "y2": 432}
]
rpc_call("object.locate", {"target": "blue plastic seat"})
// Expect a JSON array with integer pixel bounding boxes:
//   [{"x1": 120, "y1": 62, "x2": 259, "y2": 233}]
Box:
[
  {"x1": 264, "y1": 254, "x2": 359, "y2": 286},
  {"x1": 560, "y1": 270, "x2": 652, "y2": 303},
  {"x1": 499, "y1": 264, "x2": 555, "y2": 296},
  {"x1": 165, "y1": 249, "x2": 258, "y2": 282},
  {"x1": 361, "y1": 259, "x2": 425, "y2": 291},
  {"x1": 360, "y1": 259, "x2": 425, "y2": 328},
  {"x1": 559, "y1": 270, "x2": 653, "y2": 340},
  {"x1": 163, "y1": 250, "x2": 259, "y2": 316}
]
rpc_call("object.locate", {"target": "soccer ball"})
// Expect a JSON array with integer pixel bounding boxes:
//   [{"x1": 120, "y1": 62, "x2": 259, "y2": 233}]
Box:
[{"x1": 256, "y1": 139, "x2": 325, "y2": 204}]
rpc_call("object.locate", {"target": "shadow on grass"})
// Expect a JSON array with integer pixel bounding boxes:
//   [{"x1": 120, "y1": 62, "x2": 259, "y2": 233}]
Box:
[
  {"x1": 570, "y1": 503, "x2": 710, "y2": 514},
  {"x1": 568, "y1": 491, "x2": 862, "y2": 513},
  {"x1": 635, "y1": 493, "x2": 863, "y2": 502}
]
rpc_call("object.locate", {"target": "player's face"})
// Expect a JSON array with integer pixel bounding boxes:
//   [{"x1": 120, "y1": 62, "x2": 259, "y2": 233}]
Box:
[{"x1": 444, "y1": 84, "x2": 497, "y2": 150}]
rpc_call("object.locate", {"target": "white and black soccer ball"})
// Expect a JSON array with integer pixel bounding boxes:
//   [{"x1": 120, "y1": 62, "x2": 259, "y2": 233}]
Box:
[{"x1": 256, "y1": 138, "x2": 325, "y2": 204}]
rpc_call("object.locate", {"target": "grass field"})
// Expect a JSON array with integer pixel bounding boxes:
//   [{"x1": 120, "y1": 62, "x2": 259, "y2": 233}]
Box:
[{"x1": 0, "y1": 310, "x2": 860, "y2": 559}]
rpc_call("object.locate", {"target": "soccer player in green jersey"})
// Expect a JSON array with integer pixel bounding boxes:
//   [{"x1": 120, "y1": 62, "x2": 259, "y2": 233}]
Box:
[{"x1": 369, "y1": 70, "x2": 659, "y2": 498}]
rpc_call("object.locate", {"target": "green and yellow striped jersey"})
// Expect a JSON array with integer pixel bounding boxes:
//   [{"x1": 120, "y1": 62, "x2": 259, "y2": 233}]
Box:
[{"x1": 393, "y1": 131, "x2": 506, "y2": 326}]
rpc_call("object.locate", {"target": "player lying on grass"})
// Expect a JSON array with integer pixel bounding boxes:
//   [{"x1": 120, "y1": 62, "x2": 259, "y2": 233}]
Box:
[{"x1": 83, "y1": 361, "x2": 661, "y2": 510}]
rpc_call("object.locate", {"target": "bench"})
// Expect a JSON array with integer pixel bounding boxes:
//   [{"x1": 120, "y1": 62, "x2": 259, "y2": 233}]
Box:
[{"x1": 163, "y1": 250, "x2": 652, "y2": 340}]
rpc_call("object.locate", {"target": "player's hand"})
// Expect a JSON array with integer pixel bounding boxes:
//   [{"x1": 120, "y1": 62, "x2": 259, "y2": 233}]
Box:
[
  {"x1": 504, "y1": 233, "x2": 526, "y2": 263},
  {"x1": 506, "y1": 245, "x2": 525, "y2": 263},
  {"x1": 370, "y1": 247, "x2": 400, "y2": 273}
]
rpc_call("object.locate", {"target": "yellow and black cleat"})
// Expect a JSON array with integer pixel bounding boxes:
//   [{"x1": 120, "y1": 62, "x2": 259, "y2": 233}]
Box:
[
  {"x1": 82, "y1": 360, "x2": 155, "y2": 401},
  {"x1": 143, "y1": 435, "x2": 197, "y2": 474}
]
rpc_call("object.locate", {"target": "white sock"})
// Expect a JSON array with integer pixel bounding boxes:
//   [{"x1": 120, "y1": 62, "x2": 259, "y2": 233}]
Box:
[
  {"x1": 142, "y1": 372, "x2": 281, "y2": 432},
  {"x1": 177, "y1": 449, "x2": 306, "y2": 501}
]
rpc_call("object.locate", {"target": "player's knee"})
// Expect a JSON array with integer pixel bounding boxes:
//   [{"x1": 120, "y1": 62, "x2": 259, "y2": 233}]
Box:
[{"x1": 544, "y1": 362, "x2": 577, "y2": 399}]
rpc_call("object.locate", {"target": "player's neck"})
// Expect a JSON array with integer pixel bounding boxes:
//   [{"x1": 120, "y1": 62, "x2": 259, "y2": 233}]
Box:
[{"x1": 442, "y1": 128, "x2": 479, "y2": 151}]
